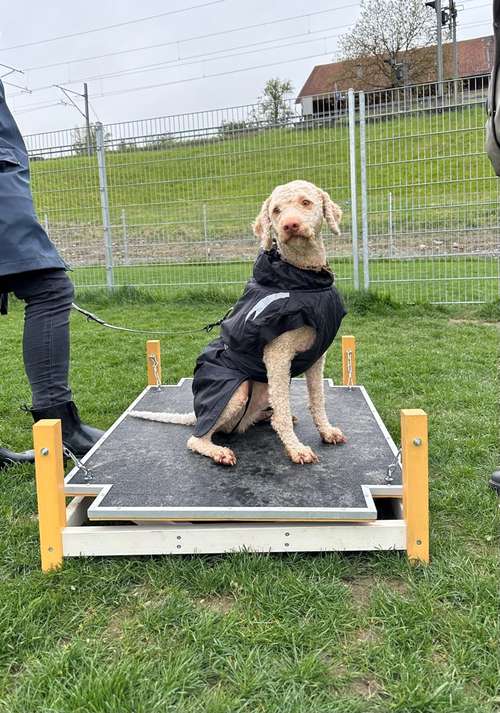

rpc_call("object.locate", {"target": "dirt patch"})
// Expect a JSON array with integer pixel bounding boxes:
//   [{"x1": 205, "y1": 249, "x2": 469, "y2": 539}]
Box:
[
  {"x1": 354, "y1": 627, "x2": 379, "y2": 644},
  {"x1": 104, "y1": 610, "x2": 128, "y2": 640},
  {"x1": 343, "y1": 577, "x2": 375, "y2": 608},
  {"x1": 196, "y1": 594, "x2": 235, "y2": 615},
  {"x1": 383, "y1": 578, "x2": 410, "y2": 596},
  {"x1": 344, "y1": 576, "x2": 409, "y2": 608},
  {"x1": 449, "y1": 319, "x2": 500, "y2": 329},
  {"x1": 348, "y1": 677, "x2": 384, "y2": 699}
]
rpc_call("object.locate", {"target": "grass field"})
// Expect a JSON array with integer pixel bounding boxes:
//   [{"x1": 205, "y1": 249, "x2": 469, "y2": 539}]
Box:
[
  {"x1": 26, "y1": 101, "x2": 500, "y2": 305},
  {"x1": 71, "y1": 255, "x2": 500, "y2": 305},
  {"x1": 29, "y1": 102, "x2": 498, "y2": 239},
  {"x1": 0, "y1": 293, "x2": 498, "y2": 712},
  {"x1": 27, "y1": 97, "x2": 500, "y2": 303}
]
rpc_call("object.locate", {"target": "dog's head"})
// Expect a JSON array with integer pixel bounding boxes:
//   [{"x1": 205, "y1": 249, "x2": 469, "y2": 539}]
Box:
[{"x1": 252, "y1": 180, "x2": 342, "y2": 253}]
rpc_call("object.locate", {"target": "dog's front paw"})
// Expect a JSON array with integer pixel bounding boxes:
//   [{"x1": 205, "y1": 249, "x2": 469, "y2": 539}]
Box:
[
  {"x1": 287, "y1": 444, "x2": 319, "y2": 464},
  {"x1": 320, "y1": 426, "x2": 347, "y2": 444},
  {"x1": 213, "y1": 447, "x2": 237, "y2": 466}
]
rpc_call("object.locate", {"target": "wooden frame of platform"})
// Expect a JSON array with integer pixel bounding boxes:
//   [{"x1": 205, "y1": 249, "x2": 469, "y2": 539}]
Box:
[{"x1": 33, "y1": 336, "x2": 429, "y2": 572}]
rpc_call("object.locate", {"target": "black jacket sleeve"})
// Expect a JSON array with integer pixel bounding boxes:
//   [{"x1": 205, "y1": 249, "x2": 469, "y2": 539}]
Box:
[{"x1": 486, "y1": 0, "x2": 500, "y2": 174}]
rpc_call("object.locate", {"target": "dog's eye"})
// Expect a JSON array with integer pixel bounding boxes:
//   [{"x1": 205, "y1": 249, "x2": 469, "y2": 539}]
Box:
[
  {"x1": 273, "y1": 206, "x2": 281, "y2": 215},
  {"x1": 302, "y1": 199, "x2": 312, "y2": 207}
]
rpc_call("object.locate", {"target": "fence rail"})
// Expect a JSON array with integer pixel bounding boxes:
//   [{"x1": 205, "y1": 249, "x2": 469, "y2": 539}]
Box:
[{"x1": 24, "y1": 76, "x2": 500, "y2": 303}]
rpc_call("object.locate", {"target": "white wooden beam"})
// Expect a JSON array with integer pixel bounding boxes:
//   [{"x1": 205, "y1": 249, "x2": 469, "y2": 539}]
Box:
[{"x1": 63, "y1": 520, "x2": 406, "y2": 558}]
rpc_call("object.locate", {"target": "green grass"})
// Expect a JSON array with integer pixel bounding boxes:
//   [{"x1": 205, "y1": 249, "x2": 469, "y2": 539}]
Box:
[
  {"x1": 29, "y1": 103, "x2": 498, "y2": 238},
  {"x1": 27, "y1": 103, "x2": 500, "y2": 305},
  {"x1": 0, "y1": 294, "x2": 498, "y2": 711},
  {"x1": 70, "y1": 255, "x2": 500, "y2": 305}
]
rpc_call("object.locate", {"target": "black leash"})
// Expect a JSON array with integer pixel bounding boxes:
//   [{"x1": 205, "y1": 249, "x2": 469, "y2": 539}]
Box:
[{"x1": 71, "y1": 302, "x2": 232, "y2": 337}]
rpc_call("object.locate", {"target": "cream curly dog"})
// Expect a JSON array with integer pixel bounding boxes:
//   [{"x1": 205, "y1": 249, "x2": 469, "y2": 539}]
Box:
[{"x1": 132, "y1": 180, "x2": 347, "y2": 466}]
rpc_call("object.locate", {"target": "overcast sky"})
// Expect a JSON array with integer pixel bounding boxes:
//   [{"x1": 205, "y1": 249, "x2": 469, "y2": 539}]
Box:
[{"x1": 0, "y1": 0, "x2": 493, "y2": 137}]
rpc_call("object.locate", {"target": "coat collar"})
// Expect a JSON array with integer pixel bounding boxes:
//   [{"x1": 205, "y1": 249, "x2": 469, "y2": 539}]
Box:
[{"x1": 252, "y1": 247, "x2": 334, "y2": 291}]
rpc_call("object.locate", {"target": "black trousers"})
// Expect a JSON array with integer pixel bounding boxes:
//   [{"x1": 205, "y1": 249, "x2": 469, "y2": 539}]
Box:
[{"x1": 0, "y1": 269, "x2": 74, "y2": 409}]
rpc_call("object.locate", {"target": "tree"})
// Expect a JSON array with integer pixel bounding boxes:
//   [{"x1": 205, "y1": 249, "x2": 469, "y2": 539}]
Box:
[
  {"x1": 218, "y1": 120, "x2": 249, "y2": 138},
  {"x1": 338, "y1": 0, "x2": 436, "y2": 88},
  {"x1": 72, "y1": 123, "x2": 98, "y2": 156},
  {"x1": 256, "y1": 78, "x2": 294, "y2": 126},
  {"x1": 145, "y1": 133, "x2": 177, "y2": 151}
]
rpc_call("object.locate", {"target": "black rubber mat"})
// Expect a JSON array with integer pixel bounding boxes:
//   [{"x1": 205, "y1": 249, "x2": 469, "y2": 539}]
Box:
[{"x1": 66, "y1": 380, "x2": 401, "y2": 521}]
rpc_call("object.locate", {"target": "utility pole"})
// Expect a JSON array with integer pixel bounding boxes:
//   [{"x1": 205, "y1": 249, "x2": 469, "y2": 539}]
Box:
[
  {"x1": 426, "y1": 0, "x2": 445, "y2": 101},
  {"x1": 83, "y1": 83, "x2": 91, "y2": 157},
  {"x1": 449, "y1": 0, "x2": 459, "y2": 104},
  {"x1": 436, "y1": 0, "x2": 444, "y2": 99},
  {"x1": 55, "y1": 83, "x2": 93, "y2": 156}
]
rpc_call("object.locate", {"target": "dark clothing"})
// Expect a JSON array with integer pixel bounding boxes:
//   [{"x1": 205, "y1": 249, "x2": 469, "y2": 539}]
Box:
[
  {"x1": 0, "y1": 79, "x2": 66, "y2": 277},
  {"x1": 192, "y1": 248, "x2": 346, "y2": 436},
  {"x1": 0, "y1": 82, "x2": 72, "y2": 411},
  {"x1": 0, "y1": 269, "x2": 74, "y2": 408},
  {"x1": 486, "y1": 0, "x2": 500, "y2": 174}
]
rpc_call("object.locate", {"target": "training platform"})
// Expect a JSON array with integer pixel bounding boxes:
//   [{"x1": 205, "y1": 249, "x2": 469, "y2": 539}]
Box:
[{"x1": 33, "y1": 337, "x2": 429, "y2": 571}]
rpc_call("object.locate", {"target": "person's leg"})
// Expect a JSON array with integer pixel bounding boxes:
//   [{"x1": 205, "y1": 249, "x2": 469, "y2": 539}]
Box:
[
  {"x1": 7, "y1": 269, "x2": 104, "y2": 458},
  {"x1": 12, "y1": 268, "x2": 73, "y2": 408}
]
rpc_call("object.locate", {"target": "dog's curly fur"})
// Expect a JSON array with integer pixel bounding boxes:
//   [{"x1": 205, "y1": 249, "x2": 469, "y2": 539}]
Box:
[{"x1": 133, "y1": 180, "x2": 346, "y2": 466}]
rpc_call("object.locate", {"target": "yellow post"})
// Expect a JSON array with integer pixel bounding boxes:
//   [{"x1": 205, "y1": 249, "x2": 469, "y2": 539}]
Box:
[
  {"x1": 401, "y1": 409, "x2": 429, "y2": 563},
  {"x1": 342, "y1": 335, "x2": 356, "y2": 386},
  {"x1": 146, "y1": 339, "x2": 162, "y2": 386},
  {"x1": 33, "y1": 419, "x2": 66, "y2": 572}
]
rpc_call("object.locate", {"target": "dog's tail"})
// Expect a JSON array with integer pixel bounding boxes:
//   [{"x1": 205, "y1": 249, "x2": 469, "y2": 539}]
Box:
[{"x1": 130, "y1": 410, "x2": 196, "y2": 426}]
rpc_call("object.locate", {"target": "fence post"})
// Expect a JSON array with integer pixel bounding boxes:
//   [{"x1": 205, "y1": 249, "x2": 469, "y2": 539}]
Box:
[
  {"x1": 388, "y1": 192, "x2": 394, "y2": 258},
  {"x1": 95, "y1": 122, "x2": 114, "y2": 290},
  {"x1": 121, "y1": 208, "x2": 129, "y2": 265},
  {"x1": 359, "y1": 91, "x2": 369, "y2": 290},
  {"x1": 202, "y1": 204, "x2": 210, "y2": 260},
  {"x1": 348, "y1": 88, "x2": 360, "y2": 290}
]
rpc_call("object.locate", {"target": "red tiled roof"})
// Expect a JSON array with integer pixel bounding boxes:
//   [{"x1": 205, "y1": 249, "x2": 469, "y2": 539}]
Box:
[
  {"x1": 457, "y1": 35, "x2": 494, "y2": 76},
  {"x1": 297, "y1": 35, "x2": 495, "y2": 98}
]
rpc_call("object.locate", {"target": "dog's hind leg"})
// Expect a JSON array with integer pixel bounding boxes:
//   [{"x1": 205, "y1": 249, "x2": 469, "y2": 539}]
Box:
[
  {"x1": 187, "y1": 381, "x2": 249, "y2": 466},
  {"x1": 235, "y1": 381, "x2": 270, "y2": 432}
]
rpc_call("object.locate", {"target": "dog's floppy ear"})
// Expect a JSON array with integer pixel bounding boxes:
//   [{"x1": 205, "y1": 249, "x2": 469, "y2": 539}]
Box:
[
  {"x1": 321, "y1": 190, "x2": 342, "y2": 236},
  {"x1": 252, "y1": 196, "x2": 273, "y2": 250}
]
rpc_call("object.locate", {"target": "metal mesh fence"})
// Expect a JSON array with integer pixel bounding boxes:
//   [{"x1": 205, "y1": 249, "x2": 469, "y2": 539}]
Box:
[
  {"x1": 23, "y1": 77, "x2": 500, "y2": 303},
  {"x1": 25, "y1": 96, "x2": 355, "y2": 294},
  {"x1": 360, "y1": 77, "x2": 500, "y2": 303},
  {"x1": 27, "y1": 127, "x2": 103, "y2": 285}
]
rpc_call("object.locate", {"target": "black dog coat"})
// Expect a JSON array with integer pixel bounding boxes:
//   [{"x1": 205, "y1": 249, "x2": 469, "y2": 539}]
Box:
[{"x1": 192, "y1": 248, "x2": 346, "y2": 437}]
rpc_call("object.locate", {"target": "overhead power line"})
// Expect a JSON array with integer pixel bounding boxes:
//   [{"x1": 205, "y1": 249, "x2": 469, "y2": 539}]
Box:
[
  {"x1": 21, "y1": 3, "x2": 362, "y2": 73},
  {"x1": 11, "y1": 46, "x2": 341, "y2": 114},
  {"x1": 14, "y1": 101, "x2": 65, "y2": 114},
  {"x1": 0, "y1": 0, "x2": 226, "y2": 52},
  {"x1": 93, "y1": 48, "x2": 343, "y2": 100},
  {"x1": 459, "y1": 1, "x2": 490, "y2": 10},
  {"x1": 15, "y1": 26, "x2": 352, "y2": 96}
]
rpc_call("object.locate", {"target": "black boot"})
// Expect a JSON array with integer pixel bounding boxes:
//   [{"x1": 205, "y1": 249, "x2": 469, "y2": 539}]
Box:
[
  {"x1": 30, "y1": 401, "x2": 104, "y2": 458},
  {"x1": 0, "y1": 446, "x2": 35, "y2": 470},
  {"x1": 489, "y1": 469, "x2": 500, "y2": 494}
]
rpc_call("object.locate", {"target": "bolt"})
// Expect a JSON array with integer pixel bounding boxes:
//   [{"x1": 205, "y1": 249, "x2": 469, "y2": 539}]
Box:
[
  {"x1": 416, "y1": 539, "x2": 422, "y2": 545},
  {"x1": 284, "y1": 543, "x2": 289, "y2": 547},
  {"x1": 413, "y1": 438, "x2": 422, "y2": 446},
  {"x1": 41, "y1": 448, "x2": 49, "y2": 456},
  {"x1": 285, "y1": 532, "x2": 290, "y2": 537},
  {"x1": 176, "y1": 545, "x2": 181, "y2": 550},
  {"x1": 176, "y1": 535, "x2": 182, "y2": 540}
]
